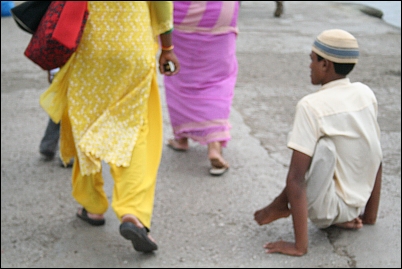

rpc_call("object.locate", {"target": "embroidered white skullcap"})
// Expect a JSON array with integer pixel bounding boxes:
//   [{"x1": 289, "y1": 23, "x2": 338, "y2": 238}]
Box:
[{"x1": 312, "y1": 29, "x2": 359, "y2": 64}]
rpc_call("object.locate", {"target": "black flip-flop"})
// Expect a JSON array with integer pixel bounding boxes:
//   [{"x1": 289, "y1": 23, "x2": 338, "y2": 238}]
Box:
[
  {"x1": 76, "y1": 208, "x2": 105, "y2": 226},
  {"x1": 119, "y1": 222, "x2": 158, "y2": 253}
]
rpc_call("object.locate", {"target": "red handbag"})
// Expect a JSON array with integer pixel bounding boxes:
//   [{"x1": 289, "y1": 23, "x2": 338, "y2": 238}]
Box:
[{"x1": 24, "y1": 1, "x2": 88, "y2": 70}]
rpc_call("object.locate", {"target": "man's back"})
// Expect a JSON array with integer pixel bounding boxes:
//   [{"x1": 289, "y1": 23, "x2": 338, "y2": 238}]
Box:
[{"x1": 288, "y1": 78, "x2": 382, "y2": 208}]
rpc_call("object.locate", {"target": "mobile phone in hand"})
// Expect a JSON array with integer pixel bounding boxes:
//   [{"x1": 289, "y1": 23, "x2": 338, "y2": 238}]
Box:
[{"x1": 163, "y1": 61, "x2": 174, "y2": 72}]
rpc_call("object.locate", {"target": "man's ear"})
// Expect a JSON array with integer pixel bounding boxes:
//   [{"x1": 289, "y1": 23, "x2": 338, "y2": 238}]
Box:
[{"x1": 322, "y1": 58, "x2": 333, "y2": 72}]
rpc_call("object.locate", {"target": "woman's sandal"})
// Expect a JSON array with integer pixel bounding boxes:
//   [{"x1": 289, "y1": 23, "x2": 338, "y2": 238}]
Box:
[
  {"x1": 209, "y1": 158, "x2": 229, "y2": 176},
  {"x1": 119, "y1": 222, "x2": 158, "y2": 253},
  {"x1": 76, "y1": 208, "x2": 105, "y2": 226}
]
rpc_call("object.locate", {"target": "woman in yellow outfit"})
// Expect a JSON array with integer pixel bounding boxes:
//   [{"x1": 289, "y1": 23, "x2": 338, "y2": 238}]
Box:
[{"x1": 40, "y1": 2, "x2": 180, "y2": 253}]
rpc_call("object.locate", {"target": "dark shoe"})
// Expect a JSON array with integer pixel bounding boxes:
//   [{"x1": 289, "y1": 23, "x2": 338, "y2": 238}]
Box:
[
  {"x1": 40, "y1": 150, "x2": 55, "y2": 161},
  {"x1": 76, "y1": 208, "x2": 105, "y2": 226},
  {"x1": 274, "y1": 1, "x2": 283, "y2": 17},
  {"x1": 119, "y1": 222, "x2": 158, "y2": 253}
]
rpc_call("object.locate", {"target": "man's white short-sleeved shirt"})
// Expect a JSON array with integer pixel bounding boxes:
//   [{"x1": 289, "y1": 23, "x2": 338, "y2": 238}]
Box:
[{"x1": 287, "y1": 78, "x2": 382, "y2": 208}]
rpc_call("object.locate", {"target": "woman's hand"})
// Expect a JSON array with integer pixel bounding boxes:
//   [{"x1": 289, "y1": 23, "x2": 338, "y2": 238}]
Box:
[{"x1": 158, "y1": 49, "x2": 180, "y2": 76}]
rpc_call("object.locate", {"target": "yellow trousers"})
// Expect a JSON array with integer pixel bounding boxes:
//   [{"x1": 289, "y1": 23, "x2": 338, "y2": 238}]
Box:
[{"x1": 70, "y1": 76, "x2": 163, "y2": 230}]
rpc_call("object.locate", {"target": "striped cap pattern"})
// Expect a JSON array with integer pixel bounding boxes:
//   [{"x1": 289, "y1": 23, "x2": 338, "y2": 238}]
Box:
[{"x1": 312, "y1": 29, "x2": 359, "y2": 64}]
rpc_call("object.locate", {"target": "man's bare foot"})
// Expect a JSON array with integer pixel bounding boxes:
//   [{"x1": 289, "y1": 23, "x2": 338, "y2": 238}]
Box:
[
  {"x1": 208, "y1": 141, "x2": 229, "y2": 168},
  {"x1": 254, "y1": 203, "x2": 291, "y2": 226},
  {"x1": 167, "y1": 138, "x2": 188, "y2": 151},
  {"x1": 334, "y1": 217, "x2": 363, "y2": 230}
]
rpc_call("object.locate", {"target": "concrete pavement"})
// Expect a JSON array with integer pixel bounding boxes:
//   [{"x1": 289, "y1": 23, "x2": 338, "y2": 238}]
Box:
[{"x1": 1, "y1": 1, "x2": 400, "y2": 268}]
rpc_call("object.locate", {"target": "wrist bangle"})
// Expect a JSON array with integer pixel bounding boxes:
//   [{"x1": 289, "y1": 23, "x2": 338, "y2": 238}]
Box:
[{"x1": 161, "y1": 45, "x2": 174, "y2": 51}]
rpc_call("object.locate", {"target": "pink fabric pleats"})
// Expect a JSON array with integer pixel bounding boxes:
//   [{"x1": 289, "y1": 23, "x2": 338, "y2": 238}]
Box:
[{"x1": 163, "y1": 1, "x2": 239, "y2": 147}]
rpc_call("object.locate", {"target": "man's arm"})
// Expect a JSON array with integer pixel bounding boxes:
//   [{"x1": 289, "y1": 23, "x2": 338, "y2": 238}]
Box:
[
  {"x1": 361, "y1": 163, "x2": 382, "y2": 224},
  {"x1": 287, "y1": 150, "x2": 312, "y2": 254},
  {"x1": 265, "y1": 150, "x2": 311, "y2": 256}
]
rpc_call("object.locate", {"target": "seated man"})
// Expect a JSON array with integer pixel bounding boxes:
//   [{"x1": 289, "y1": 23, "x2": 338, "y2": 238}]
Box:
[{"x1": 254, "y1": 29, "x2": 383, "y2": 256}]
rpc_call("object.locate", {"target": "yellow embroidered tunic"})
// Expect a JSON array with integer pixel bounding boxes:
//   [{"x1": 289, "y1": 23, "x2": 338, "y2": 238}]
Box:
[{"x1": 40, "y1": 1, "x2": 173, "y2": 176}]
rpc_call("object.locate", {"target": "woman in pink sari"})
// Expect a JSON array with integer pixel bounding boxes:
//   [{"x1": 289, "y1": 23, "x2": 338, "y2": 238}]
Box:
[{"x1": 164, "y1": 1, "x2": 239, "y2": 176}]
